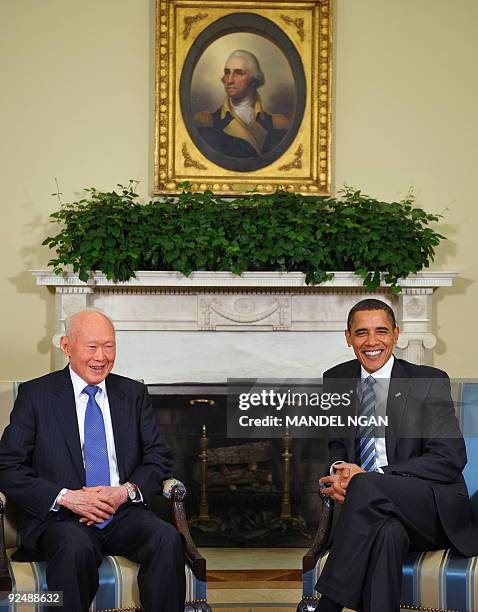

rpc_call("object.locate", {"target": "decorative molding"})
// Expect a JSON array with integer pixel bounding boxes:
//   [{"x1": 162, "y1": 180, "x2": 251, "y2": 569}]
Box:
[
  {"x1": 280, "y1": 15, "x2": 305, "y2": 41},
  {"x1": 278, "y1": 145, "x2": 303, "y2": 171},
  {"x1": 181, "y1": 143, "x2": 207, "y2": 170},
  {"x1": 182, "y1": 13, "x2": 207, "y2": 40},
  {"x1": 199, "y1": 296, "x2": 291, "y2": 330},
  {"x1": 31, "y1": 270, "x2": 459, "y2": 289}
]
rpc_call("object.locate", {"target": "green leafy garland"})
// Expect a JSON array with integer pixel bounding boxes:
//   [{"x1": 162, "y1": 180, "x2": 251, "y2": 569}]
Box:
[{"x1": 42, "y1": 182, "x2": 445, "y2": 291}]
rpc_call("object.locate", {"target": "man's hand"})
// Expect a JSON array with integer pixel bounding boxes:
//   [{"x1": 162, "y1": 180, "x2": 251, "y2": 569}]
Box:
[
  {"x1": 334, "y1": 462, "x2": 365, "y2": 485},
  {"x1": 319, "y1": 463, "x2": 365, "y2": 504},
  {"x1": 78, "y1": 486, "x2": 129, "y2": 525},
  {"x1": 59, "y1": 488, "x2": 116, "y2": 524}
]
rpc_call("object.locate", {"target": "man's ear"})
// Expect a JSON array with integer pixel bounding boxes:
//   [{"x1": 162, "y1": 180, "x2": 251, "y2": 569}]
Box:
[
  {"x1": 60, "y1": 336, "x2": 70, "y2": 357},
  {"x1": 345, "y1": 329, "x2": 351, "y2": 347},
  {"x1": 393, "y1": 326, "x2": 400, "y2": 344}
]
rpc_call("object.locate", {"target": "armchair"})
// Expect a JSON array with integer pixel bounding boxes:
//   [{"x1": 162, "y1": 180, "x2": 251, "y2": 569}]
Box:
[
  {"x1": 298, "y1": 382, "x2": 478, "y2": 612},
  {"x1": 0, "y1": 381, "x2": 211, "y2": 612}
]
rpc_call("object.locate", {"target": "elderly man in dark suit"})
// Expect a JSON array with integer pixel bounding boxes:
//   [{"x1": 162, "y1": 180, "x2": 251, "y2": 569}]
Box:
[
  {"x1": 0, "y1": 310, "x2": 185, "y2": 612},
  {"x1": 315, "y1": 299, "x2": 478, "y2": 612}
]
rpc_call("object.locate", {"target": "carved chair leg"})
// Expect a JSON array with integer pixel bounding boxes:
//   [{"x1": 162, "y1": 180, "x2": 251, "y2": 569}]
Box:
[
  {"x1": 185, "y1": 602, "x2": 212, "y2": 612},
  {"x1": 297, "y1": 597, "x2": 319, "y2": 612}
]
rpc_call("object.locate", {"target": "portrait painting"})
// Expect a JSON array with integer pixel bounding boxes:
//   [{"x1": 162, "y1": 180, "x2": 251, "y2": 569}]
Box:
[
  {"x1": 181, "y1": 19, "x2": 305, "y2": 173},
  {"x1": 155, "y1": 0, "x2": 331, "y2": 195}
]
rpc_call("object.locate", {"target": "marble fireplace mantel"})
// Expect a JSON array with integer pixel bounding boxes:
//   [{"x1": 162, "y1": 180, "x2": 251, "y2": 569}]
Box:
[{"x1": 32, "y1": 270, "x2": 457, "y2": 384}]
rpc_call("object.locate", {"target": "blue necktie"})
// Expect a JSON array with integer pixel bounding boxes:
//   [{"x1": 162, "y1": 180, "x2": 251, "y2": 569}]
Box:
[
  {"x1": 356, "y1": 376, "x2": 378, "y2": 472},
  {"x1": 83, "y1": 385, "x2": 112, "y2": 528}
]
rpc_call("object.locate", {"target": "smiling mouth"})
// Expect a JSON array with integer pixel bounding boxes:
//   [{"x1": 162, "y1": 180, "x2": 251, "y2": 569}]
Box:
[{"x1": 363, "y1": 350, "x2": 383, "y2": 357}]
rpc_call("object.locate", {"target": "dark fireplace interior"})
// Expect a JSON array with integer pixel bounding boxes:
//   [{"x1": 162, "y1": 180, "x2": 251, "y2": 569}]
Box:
[{"x1": 148, "y1": 384, "x2": 328, "y2": 547}]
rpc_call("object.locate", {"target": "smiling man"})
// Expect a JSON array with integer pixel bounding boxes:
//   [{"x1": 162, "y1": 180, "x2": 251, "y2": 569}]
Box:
[
  {"x1": 194, "y1": 49, "x2": 290, "y2": 158},
  {"x1": 314, "y1": 299, "x2": 478, "y2": 612},
  {"x1": 0, "y1": 309, "x2": 185, "y2": 612}
]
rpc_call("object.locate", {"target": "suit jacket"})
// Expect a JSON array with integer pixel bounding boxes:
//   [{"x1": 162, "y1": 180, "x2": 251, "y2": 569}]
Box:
[
  {"x1": 195, "y1": 105, "x2": 289, "y2": 158},
  {"x1": 324, "y1": 357, "x2": 478, "y2": 557},
  {"x1": 0, "y1": 367, "x2": 173, "y2": 552}
]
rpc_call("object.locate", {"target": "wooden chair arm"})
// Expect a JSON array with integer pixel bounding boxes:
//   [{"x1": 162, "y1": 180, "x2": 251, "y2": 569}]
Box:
[
  {"x1": 164, "y1": 481, "x2": 206, "y2": 582},
  {"x1": 0, "y1": 492, "x2": 12, "y2": 591},
  {"x1": 303, "y1": 491, "x2": 334, "y2": 572}
]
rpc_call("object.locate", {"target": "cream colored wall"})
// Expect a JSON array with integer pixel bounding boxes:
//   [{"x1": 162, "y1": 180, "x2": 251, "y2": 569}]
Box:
[{"x1": 1, "y1": 0, "x2": 477, "y2": 380}]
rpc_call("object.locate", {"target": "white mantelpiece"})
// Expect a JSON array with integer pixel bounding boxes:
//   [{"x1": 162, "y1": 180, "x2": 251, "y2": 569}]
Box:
[{"x1": 32, "y1": 270, "x2": 457, "y2": 384}]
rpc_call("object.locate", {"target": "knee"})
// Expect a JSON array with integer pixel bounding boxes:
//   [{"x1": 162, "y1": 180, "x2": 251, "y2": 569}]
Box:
[
  {"x1": 344, "y1": 472, "x2": 383, "y2": 507},
  {"x1": 149, "y1": 521, "x2": 183, "y2": 554},
  {"x1": 377, "y1": 518, "x2": 409, "y2": 549},
  {"x1": 51, "y1": 532, "x2": 101, "y2": 565}
]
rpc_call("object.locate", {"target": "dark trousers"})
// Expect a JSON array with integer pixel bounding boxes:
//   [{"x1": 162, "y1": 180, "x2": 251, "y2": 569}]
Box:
[
  {"x1": 316, "y1": 472, "x2": 451, "y2": 612},
  {"x1": 37, "y1": 503, "x2": 185, "y2": 612}
]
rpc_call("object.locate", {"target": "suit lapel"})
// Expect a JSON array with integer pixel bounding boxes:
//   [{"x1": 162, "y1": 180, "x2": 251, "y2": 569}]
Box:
[
  {"x1": 386, "y1": 359, "x2": 411, "y2": 463},
  {"x1": 106, "y1": 375, "x2": 131, "y2": 484},
  {"x1": 50, "y1": 367, "x2": 85, "y2": 482}
]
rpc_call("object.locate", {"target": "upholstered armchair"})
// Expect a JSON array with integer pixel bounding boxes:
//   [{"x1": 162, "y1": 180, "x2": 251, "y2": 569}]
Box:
[
  {"x1": 0, "y1": 382, "x2": 211, "y2": 612},
  {"x1": 298, "y1": 382, "x2": 478, "y2": 612}
]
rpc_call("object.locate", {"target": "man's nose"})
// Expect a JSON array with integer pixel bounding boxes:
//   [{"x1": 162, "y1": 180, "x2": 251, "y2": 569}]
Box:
[
  {"x1": 94, "y1": 347, "x2": 105, "y2": 361},
  {"x1": 367, "y1": 333, "x2": 379, "y2": 345}
]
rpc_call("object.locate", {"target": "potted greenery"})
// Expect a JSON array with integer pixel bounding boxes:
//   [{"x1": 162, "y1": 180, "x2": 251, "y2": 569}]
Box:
[{"x1": 42, "y1": 182, "x2": 444, "y2": 292}]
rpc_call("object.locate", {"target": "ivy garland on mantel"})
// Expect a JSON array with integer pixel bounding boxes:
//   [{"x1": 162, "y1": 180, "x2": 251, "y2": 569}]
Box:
[{"x1": 42, "y1": 182, "x2": 445, "y2": 292}]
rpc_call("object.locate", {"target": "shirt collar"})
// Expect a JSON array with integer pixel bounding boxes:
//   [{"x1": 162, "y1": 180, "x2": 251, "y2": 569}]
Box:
[
  {"x1": 361, "y1": 354, "x2": 395, "y2": 380},
  {"x1": 220, "y1": 93, "x2": 264, "y2": 120},
  {"x1": 69, "y1": 365, "x2": 107, "y2": 399}
]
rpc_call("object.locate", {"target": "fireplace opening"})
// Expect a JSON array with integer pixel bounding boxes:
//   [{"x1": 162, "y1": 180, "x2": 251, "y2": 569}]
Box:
[{"x1": 148, "y1": 383, "x2": 328, "y2": 547}]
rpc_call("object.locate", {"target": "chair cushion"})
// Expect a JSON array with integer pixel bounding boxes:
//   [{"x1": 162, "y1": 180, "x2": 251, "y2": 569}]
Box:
[
  {"x1": 5, "y1": 548, "x2": 204, "y2": 611},
  {"x1": 310, "y1": 550, "x2": 478, "y2": 612}
]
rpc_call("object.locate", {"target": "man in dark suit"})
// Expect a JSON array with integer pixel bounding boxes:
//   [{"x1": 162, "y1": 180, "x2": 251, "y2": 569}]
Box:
[
  {"x1": 315, "y1": 298, "x2": 478, "y2": 612},
  {"x1": 0, "y1": 310, "x2": 185, "y2": 612}
]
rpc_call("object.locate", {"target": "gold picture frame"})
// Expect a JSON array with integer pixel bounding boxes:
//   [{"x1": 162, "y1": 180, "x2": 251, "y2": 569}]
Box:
[{"x1": 154, "y1": 0, "x2": 332, "y2": 195}]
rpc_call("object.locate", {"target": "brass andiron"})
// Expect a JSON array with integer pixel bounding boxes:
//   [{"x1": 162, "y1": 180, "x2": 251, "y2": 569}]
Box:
[
  {"x1": 190, "y1": 424, "x2": 220, "y2": 528},
  {"x1": 271, "y1": 430, "x2": 306, "y2": 530}
]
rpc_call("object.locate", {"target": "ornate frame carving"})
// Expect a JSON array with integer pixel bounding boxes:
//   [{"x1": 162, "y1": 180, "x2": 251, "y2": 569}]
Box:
[{"x1": 154, "y1": 0, "x2": 332, "y2": 195}]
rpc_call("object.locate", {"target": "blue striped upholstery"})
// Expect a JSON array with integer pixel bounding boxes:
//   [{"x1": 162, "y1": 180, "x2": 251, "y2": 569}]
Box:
[
  {"x1": 461, "y1": 383, "x2": 478, "y2": 522},
  {"x1": 0, "y1": 552, "x2": 203, "y2": 612},
  {"x1": 304, "y1": 382, "x2": 478, "y2": 612},
  {"x1": 0, "y1": 381, "x2": 207, "y2": 612}
]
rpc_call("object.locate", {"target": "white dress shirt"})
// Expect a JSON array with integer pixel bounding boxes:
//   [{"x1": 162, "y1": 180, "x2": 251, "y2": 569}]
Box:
[
  {"x1": 360, "y1": 354, "x2": 395, "y2": 469},
  {"x1": 51, "y1": 367, "x2": 143, "y2": 510},
  {"x1": 69, "y1": 366, "x2": 120, "y2": 486},
  {"x1": 330, "y1": 354, "x2": 395, "y2": 474}
]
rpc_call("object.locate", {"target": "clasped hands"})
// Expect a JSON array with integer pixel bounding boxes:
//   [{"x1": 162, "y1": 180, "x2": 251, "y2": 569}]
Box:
[
  {"x1": 59, "y1": 485, "x2": 128, "y2": 525},
  {"x1": 319, "y1": 463, "x2": 365, "y2": 504}
]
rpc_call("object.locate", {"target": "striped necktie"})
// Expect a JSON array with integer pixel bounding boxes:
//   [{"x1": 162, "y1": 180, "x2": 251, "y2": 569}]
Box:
[
  {"x1": 83, "y1": 385, "x2": 112, "y2": 528},
  {"x1": 356, "y1": 376, "x2": 378, "y2": 472}
]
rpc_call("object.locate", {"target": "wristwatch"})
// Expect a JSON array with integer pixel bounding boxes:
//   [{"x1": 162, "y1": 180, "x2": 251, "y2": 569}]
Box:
[{"x1": 123, "y1": 482, "x2": 138, "y2": 501}]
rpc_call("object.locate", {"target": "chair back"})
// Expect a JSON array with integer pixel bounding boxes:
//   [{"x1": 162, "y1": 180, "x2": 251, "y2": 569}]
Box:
[
  {"x1": 0, "y1": 382, "x2": 22, "y2": 548},
  {"x1": 458, "y1": 382, "x2": 478, "y2": 522}
]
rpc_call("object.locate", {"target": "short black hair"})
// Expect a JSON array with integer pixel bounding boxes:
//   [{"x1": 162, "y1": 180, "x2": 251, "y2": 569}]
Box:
[{"x1": 347, "y1": 299, "x2": 397, "y2": 330}]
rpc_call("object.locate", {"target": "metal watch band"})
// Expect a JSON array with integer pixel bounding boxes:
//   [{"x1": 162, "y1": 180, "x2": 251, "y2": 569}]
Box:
[{"x1": 123, "y1": 481, "x2": 137, "y2": 501}]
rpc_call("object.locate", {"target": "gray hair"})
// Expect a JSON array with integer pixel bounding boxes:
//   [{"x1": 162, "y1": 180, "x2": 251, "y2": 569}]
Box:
[
  {"x1": 225, "y1": 50, "x2": 265, "y2": 88},
  {"x1": 64, "y1": 308, "x2": 115, "y2": 337}
]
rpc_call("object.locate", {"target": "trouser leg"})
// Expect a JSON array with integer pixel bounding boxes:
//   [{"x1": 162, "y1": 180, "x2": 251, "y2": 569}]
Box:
[
  {"x1": 38, "y1": 520, "x2": 103, "y2": 612},
  {"x1": 361, "y1": 517, "x2": 410, "y2": 612},
  {"x1": 316, "y1": 473, "x2": 450, "y2": 612},
  {"x1": 102, "y1": 505, "x2": 186, "y2": 612}
]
